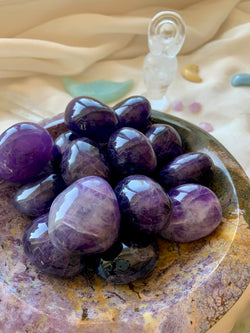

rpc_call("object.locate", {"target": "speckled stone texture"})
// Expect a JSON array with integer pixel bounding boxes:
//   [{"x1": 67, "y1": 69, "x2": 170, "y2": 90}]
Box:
[{"x1": 0, "y1": 111, "x2": 249, "y2": 333}]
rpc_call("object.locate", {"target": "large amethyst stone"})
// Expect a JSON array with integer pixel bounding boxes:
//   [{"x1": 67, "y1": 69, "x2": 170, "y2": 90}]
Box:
[
  {"x1": 107, "y1": 127, "x2": 157, "y2": 177},
  {"x1": 48, "y1": 176, "x2": 121, "y2": 255},
  {"x1": 64, "y1": 96, "x2": 119, "y2": 142},
  {"x1": 114, "y1": 175, "x2": 172, "y2": 234},
  {"x1": 61, "y1": 137, "x2": 111, "y2": 186},
  {"x1": 0, "y1": 122, "x2": 53, "y2": 183},
  {"x1": 13, "y1": 173, "x2": 66, "y2": 217},
  {"x1": 113, "y1": 95, "x2": 151, "y2": 131},
  {"x1": 22, "y1": 214, "x2": 85, "y2": 277},
  {"x1": 159, "y1": 151, "x2": 214, "y2": 189},
  {"x1": 145, "y1": 123, "x2": 183, "y2": 165},
  {"x1": 159, "y1": 183, "x2": 223, "y2": 242}
]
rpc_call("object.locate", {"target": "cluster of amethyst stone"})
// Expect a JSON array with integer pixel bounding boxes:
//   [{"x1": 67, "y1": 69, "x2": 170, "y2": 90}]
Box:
[{"x1": 0, "y1": 96, "x2": 222, "y2": 283}]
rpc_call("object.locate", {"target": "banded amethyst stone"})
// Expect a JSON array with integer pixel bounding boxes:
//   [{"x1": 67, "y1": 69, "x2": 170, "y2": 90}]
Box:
[
  {"x1": 48, "y1": 176, "x2": 121, "y2": 255},
  {"x1": 61, "y1": 137, "x2": 111, "y2": 186},
  {"x1": 0, "y1": 122, "x2": 53, "y2": 183},
  {"x1": 159, "y1": 152, "x2": 214, "y2": 189},
  {"x1": 145, "y1": 124, "x2": 183, "y2": 165},
  {"x1": 113, "y1": 95, "x2": 151, "y2": 131},
  {"x1": 114, "y1": 175, "x2": 172, "y2": 234},
  {"x1": 107, "y1": 127, "x2": 157, "y2": 177},
  {"x1": 159, "y1": 184, "x2": 223, "y2": 242},
  {"x1": 64, "y1": 96, "x2": 119, "y2": 142},
  {"x1": 13, "y1": 173, "x2": 65, "y2": 217},
  {"x1": 22, "y1": 214, "x2": 85, "y2": 277},
  {"x1": 96, "y1": 235, "x2": 159, "y2": 284}
]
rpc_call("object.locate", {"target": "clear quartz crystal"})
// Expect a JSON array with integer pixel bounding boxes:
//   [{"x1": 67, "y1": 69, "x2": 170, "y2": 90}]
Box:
[{"x1": 143, "y1": 11, "x2": 186, "y2": 111}]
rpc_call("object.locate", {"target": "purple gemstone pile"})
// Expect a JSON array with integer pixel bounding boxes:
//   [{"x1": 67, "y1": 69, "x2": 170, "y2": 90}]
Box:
[{"x1": 0, "y1": 95, "x2": 223, "y2": 284}]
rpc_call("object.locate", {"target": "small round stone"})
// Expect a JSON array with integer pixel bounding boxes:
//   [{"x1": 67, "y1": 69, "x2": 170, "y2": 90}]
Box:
[
  {"x1": 159, "y1": 184, "x2": 222, "y2": 242},
  {"x1": 198, "y1": 122, "x2": 214, "y2": 132},
  {"x1": 0, "y1": 122, "x2": 53, "y2": 183},
  {"x1": 172, "y1": 100, "x2": 184, "y2": 111},
  {"x1": 189, "y1": 102, "x2": 201, "y2": 113},
  {"x1": 22, "y1": 214, "x2": 85, "y2": 277}
]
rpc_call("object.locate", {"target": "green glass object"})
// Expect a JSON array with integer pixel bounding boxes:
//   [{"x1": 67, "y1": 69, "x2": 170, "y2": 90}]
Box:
[{"x1": 63, "y1": 77, "x2": 134, "y2": 104}]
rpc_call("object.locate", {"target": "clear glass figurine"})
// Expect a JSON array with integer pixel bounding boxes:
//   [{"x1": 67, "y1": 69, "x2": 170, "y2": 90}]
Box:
[{"x1": 143, "y1": 11, "x2": 186, "y2": 111}]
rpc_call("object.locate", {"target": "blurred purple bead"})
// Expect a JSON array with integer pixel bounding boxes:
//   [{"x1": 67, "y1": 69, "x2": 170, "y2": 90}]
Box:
[
  {"x1": 61, "y1": 137, "x2": 111, "y2": 185},
  {"x1": 159, "y1": 152, "x2": 214, "y2": 189},
  {"x1": 172, "y1": 100, "x2": 184, "y2": 111},
  {"x1": 113, "y1": 95, "x2": 151, "y2": 131},
  {"x1": 145, "y1": 124, "x2": 183, "y2": 165},
  {"x1": 0, "y1": 122, "x2": 53, "y2": 183},
  {"x1": 22, "y1": 214, "x2": 85, "y2": 277},
  {"x1": 48, "y1": 176, "x2": 120, "y2": 255},
  {"x1": 159, "y1": 184, "x2": 222, "y2": 242},
  {"x1": 64, "y1": 96, "x2": 119, "y2": 142},
  {"x1": 107, "y1": 127, "x2": 157, "y2": 177},
  {"x1": 189, "y1": 102, "x2": 201, "y2": 113},
  {"x1": 13, "y1": 173, "x2": 66, "y2": 217},
  {"x1": 115, "y1": 175, "x2": 172, "y2": 234}
]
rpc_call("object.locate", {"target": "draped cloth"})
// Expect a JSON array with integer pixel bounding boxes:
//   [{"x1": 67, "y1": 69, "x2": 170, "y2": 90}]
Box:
[{"x1": 0, "y1": 1, "x2": 249, "y2": 332}]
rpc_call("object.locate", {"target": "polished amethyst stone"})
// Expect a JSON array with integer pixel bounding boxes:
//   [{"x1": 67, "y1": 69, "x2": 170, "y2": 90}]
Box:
[
  {"x1": 0, "y1": 122, "x2": 53, "y2": 183},
  {"x1": 61, "y1": 137, "x2": 111, "y2": 186},
  {"x1": 64, "y1": 96, "x2": 119, "y2": 142},
  {"x1": 145, "y1": 124, "x2": 183, "y2": 165},
  {"x1": 22, "y1": 214, "x2": 85, "y2": 277},
  {"x1": 107, "y1": 127, "x2": 157, "y2": 177},
  {"x1": 13, "y1": 173, "x2": 66, "y2": 217},
  {"x1": 114, "y1": 175, "x2": 172, "y2": 234},
  {"x1": 113, "y1": 95, "x2": 151, "y2": 131},
  {"x1": 48, "y1": 176, "x2": 121, "y2": 255},
  {"x1": 159, "y1": 151, "x2": 214, "y2": 189},
  {"x1": 54, "y1": 131, "x2": 78, "y2": 157},
  {"x1": 96, "y1": 235, "x2": 159, "y2": 284},
  {"x1": 159, "y1": 184, "x2": 222, "y2": 242}
]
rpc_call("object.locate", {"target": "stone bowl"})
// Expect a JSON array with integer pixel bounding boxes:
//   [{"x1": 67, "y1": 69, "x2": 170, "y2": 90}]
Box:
[{"x1": 0, "y1": 111, "x2": 249, "y2": 333}]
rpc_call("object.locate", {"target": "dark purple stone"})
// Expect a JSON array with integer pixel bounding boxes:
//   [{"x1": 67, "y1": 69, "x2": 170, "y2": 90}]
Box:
[
  {"x1": 13, "y1": 173, "x2": 66, "y2": 217},
  {"x1": 64, "y1": 96, "x2": 119, "y2": 142},
  {"x1": 22, "y1": 214, "x2": 85, "y2": 277},
  {"x1": 145, "y1": 123, "x2": 183, "y2": 165},
  {"x1": 113, "y1": 95, "x2": 151, "y2": 131},
  {"x1": 107, "y1": 127, "x2": 157, "y2": 177},
  {"x1": 54, "y1": 131, "x2": 78, "y2": 157},
  {"x1": 61, "y1": 137, "x2": 111, "y2": 186},
  {"x1": 158, "y1": 151, "x2": 214, "y2": 189},
  {"x1": 48, "y1": 176, "x2": 121, "y2": 255},
  {"x1": 0, "y1": 122, "x2": 53, "y2": 183},
  {"x1": 159, "y1": 183, "x2": 223, "y2": 242},
  {"x1": 96, "y1": 235, "x2": 159, "y2": 284},
  {"x1": 114, "y1": 175, "x2": 172, "y2": 234}
]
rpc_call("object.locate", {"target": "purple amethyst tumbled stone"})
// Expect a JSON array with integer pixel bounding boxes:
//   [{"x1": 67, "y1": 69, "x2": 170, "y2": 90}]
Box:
[
  {"x1": 159, "y1": 183, "x2": 223, "y2": 242},
  {"x1": 64, "y1": 96, "x2": 119, "y2": 142},
  {"x1": 22, "y1": 214, "x2": 85, "y2": 277},
  {"x1": 113, "y1": 95, "x2": 151, "y2": 131},
  {"x1": 145, "y1": 124, "x2": 183, "y2": 165},
  {"x1": 61, "y1": 137, "x2": 111, "y2": 186},
  {"x1": 48, "y1": 176, "x2": 121, "y2": 255},
  {"x1": 13, "y1": 173, "x2": 66, "y2": 217},
  {"x1": 107, "y1": 127, "x2": 157, "y2": 177},
  {"x1": 159, "y1": 151, "x2": 214, "y2": 189},
  {"x1": 0, "y1": 122, "x2": 53, "y2": 183},
  {"x1": 114, "y1": 175, "x2": 172, "y2": 234}
]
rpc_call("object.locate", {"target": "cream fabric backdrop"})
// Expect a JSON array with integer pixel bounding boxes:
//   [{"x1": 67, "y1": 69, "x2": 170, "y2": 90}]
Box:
[{"x1": 0, "y1": 0, "x2": 249, "y2": 332}]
